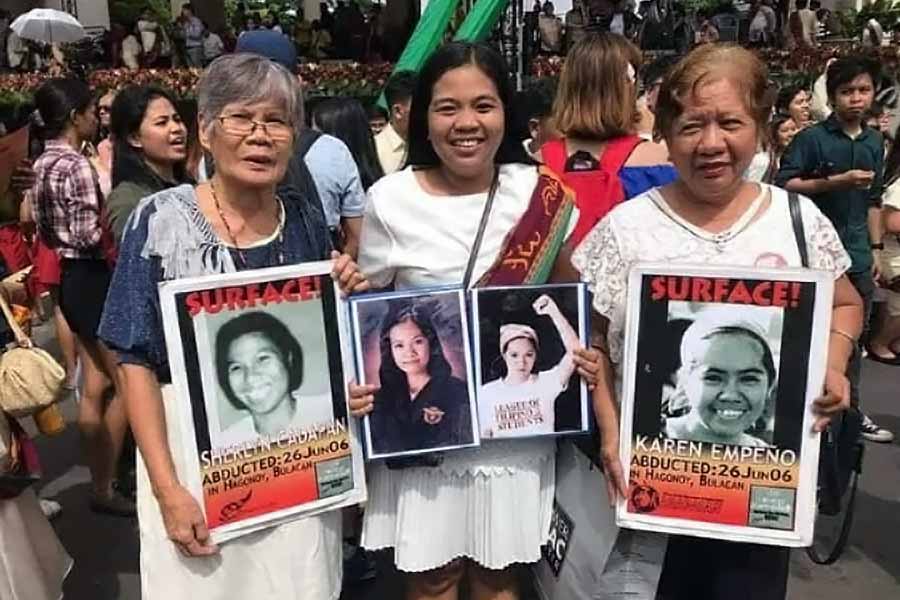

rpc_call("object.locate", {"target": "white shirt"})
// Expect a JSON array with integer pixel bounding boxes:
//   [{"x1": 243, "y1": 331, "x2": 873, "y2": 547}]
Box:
[
  {"x1": 374, "y1": 122, "x2": 406, "y2": 175},
  {"x1": 122, "y1": 35, "x2": 142, "y2": 69},
  {"x1": 203, "y1": 32, "x2": 225, "y2": 60},
  {"x1": 479, "y1": 367, "x2": 565, "y2": 438},
  {"x1": 360, "y1": 164, "x2": 543, "y2": 290},
  {"x1": 572, "y1": 184, "x2": 852, "y2": 365}
]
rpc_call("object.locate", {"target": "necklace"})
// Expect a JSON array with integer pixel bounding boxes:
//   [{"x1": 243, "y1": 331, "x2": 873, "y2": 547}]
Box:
[
  {"x1": 210, "y1": 182, "x2": 286, "y2": 268},
  {"x1": 653, "y1": 186, "x2": 768, "y2": 252}
]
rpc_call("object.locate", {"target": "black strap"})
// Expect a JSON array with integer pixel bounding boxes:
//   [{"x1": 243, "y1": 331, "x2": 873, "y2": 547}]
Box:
[
  {"x1": 788, "y1": 192, "x2": 810, "y2": 268},
  {"x1": 462, "y1": 169, "x2": 500, "y2": 289}
]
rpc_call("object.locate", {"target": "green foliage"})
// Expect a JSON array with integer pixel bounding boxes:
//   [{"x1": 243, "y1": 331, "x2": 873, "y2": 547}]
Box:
[
  {"x1": 840, "y1": 0, "x2": 900, "y2": 39},
  {"x1": 109, "y1": 0, "x2": 173, "y2": 26}
]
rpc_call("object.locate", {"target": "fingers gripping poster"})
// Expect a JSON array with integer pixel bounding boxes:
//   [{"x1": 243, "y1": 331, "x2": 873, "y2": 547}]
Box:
[
  {"x1": 160, "y1": 262, "x2": 366, "y2": 544},
  {"x1": 617, "y1": 264, "x2": 834, "y2": 547}
]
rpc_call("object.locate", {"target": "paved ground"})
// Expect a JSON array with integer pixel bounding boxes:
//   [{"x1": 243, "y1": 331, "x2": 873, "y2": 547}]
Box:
[{"x1": 24, "y1": 321, "x2": 900, "y2": 599}]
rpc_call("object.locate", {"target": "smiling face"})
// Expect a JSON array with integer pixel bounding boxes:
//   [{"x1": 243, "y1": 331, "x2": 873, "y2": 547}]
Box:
[
  {"x1": 226, "y1": 332, "x2": 291, "y2": 416},
  {"x1": 427, "y1": 64, "x2": 505, "y2": 184},
  {"x1": 788, "y1": 90, "x2": 811, "y2": 126},
  {"x1": 666, "y1": 77, "x2": 759, "y2": 203},
  {"x1": 682, "y1": 332, "x2": 772, "y2": 439},
  {"x1": 389, "y1": 319, "x2": 431, "y2": 377},
  {"x1": 503, "y1": 337, "x2": 537, "y2": 384},
  {"x1": 200, "y1": 99, "x2": 294, "y2": 189},
  {"x1": 132, "y1": 97, "x2": 187, "y2": 170},
  {"x1": 775, "y1": 118, "x2": 798, "y2": 150}
]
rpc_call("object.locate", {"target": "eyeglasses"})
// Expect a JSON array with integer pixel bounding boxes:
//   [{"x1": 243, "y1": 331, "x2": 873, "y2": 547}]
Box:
[
  {"x1": 98, "y1": 106, "x2": 111, "y2": 114},
  {"x1": 217, "y1": 115, "x2": 294, "y2": 141}
]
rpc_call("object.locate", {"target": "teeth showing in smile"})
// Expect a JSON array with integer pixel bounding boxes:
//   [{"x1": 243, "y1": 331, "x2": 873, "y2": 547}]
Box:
[
  {"x1": 453, "y1": 139, "x2": 480, "y2": 148},
  {"x1": 716, "y1": 408, "x2": 745, "y2": 420}
]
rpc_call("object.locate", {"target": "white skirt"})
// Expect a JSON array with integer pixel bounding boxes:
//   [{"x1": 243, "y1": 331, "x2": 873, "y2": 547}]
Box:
[
  {"x1": 137, "y1": 385, "x2": 343, "y2": 600},
  {"x1": 361, "y1": 453, "x2": 555, "y2": 573},
  {"x1": 0, "y1": 488, "x2": 73, "y2": 600}
]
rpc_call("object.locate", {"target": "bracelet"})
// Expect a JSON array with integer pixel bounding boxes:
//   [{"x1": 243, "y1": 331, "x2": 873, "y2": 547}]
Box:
[
  {"x1": 830, "y1": 328, "x2": 858, "y2": 345},
  {"x1": 872, "y1": 242, "x2": 884, "y2": 250}
]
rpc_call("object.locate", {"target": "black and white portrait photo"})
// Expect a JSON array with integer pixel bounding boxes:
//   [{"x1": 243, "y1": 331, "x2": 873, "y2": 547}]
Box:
[
  {"x1": 191, "y1": 293, "x2": 342, "y2": 450},
  {"x1": 472, "y1": 284, "x2": 589, "y2": 439},
  {"x1": 662, "y1": 302, "x2": 783, "y2": 448},
  {"x1": 350, "y1": 289, "x2": 479, "y2": 459}
]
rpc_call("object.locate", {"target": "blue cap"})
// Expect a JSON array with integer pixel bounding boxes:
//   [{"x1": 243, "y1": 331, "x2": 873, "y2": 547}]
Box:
[{"x1": 235, "y1": 30, "x2": 297, "y2": 71}]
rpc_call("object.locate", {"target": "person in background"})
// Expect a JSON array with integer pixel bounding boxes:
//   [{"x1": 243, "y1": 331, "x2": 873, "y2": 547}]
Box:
[
  {"x1": 513, "y1": 77, "x2": 560, "y2": 160},
  {"x1": 540, "y1": 33, "x2": 675, "y2": 249},
  {"x1": 310, "y1": 20, "x2": 333, "y2": 60},
  {"x1": 263, "y1": 12, "x2": 283, "y2": 34},
  {"x1": 367, "y1": 104, "x2": 389, "y2": 136},
  {"x1": 776, "y1": 56, "x2": 893, "y2": 444},
  {"x1": 96, "y1": 90, "x2": 116, "y2": 171},
  {"x1": 865, "y1": 102, "x2": 892, "y2": 158},
  {"x1": 765, "y1": 113, "x2": 798, "y2": 181},
  {"x1": 811, "y1": 56, "x2": 837, "y2": 122},
  {"x1": 538, "y1": 1, "x2": 563, "y2": 55},
  {"x1": 121, "y1": 26, "x2": 142, "y2": 70},
  {"x1": 294, "y1": 8, "x2": 313, "y2": 56},
  {"x1": 776, "y1": 85, "x2": 812, "y2": 130},
  {"x1": 202, "y1": 23, "x2": 225, "y2": 65},
  {"x1": 870, "y1": 142, "x2": 900, "y2": 363},
  {"x1": 565, "y1": 0, "x2": 588, "y2": 52},
  {"x1": 137, "y1": 9, "x2": 162, "y2": 67},
  {"x1": 0, "y1": 411, "x2": 73, "y2": 600},
  {"x1": 749, "y1": 0, "x2": 777, "y2": 46},
  {"x1": 375, "y1": 70, "x2": 418, "y2": 175},
  {"x1": 6, "y1": 30, "x2": 27, "y2": 72},
  {"x1": 312, "y1": 97, "x2": 385, "y2": 193},
  {"x1": 104, "y1": 85, "x2": 190, "y2": 245},
  {"x1": 637, "y1": 54, "x2": 678, "y2": 140},
  {"x1": 180, "y1": 4, "x2": 205, "y2": 68},
  {"x1": 30, "y1": 78, "x2": 133, "y2": 516},
  {"x1": 862, "y1": 14, "x2": 884, "y2": 47},
  {"x1": 235, "y1": 31, "x2": 365, "y2": 257},
  {"x1": 797, "y1": 0, "x2": 818, "y2": 47},
  {"x1": 574, "y1": 43, "x2": 861, "y2": 600},
  {"x1": 0, "y1": 9, "x2": 9, "y2": 70}
]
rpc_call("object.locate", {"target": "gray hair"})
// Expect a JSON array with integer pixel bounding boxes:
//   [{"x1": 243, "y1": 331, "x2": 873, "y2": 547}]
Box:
[{"x1": 197, "y1": 53, "x2": 303, "y2": 135}]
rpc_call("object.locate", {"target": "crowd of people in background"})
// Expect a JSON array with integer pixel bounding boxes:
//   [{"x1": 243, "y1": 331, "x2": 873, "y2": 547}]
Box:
[{"x1": 2, "y1": 1, "x2": 900, "y2": 599}]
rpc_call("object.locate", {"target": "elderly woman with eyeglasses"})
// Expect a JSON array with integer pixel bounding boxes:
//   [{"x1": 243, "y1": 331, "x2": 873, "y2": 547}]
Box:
[{"x1": 97, "y1": 54, "x2": 367, "y2": 599}]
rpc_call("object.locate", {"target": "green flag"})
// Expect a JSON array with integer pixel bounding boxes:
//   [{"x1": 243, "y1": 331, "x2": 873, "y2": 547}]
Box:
[
  {"x1": 378, "y1": 0, "x2": 460, "y2": 108},
  {"x1": 453, "y1": 0, "x2": 509, "y2": 42}
]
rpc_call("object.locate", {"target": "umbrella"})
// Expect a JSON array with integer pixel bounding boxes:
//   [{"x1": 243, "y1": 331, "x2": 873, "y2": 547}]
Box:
[{"x1": 10, "y1": 8, "x2": 86, "y2": 45}]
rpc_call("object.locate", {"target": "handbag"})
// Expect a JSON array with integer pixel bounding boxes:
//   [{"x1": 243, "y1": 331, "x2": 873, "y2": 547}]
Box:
[
  {"x1": 0, "y1": 414, "x2": 42, "y2": 499},
  {"x1": 0, "y1": 291, "x2": 65, "y2": 417}
]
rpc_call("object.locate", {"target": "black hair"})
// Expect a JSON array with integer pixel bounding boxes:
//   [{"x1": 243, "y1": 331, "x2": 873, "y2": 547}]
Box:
[
  {"x1": 378, "y1": 300, "x2": 452, "y2": 411},
  {"x1": 384, "y1": 70, "x2": 418, "y2": 109},
  {"x1": 795, "y1": 0, "x2": 808, "y2": 9},
  {"x1": 33, "y1": 78, "x2": 93, "y2": 140},
  {"x1": 406, "y1": 41, "x2": 533, "y2": 168},
  {"x1": 641, "y1": 55, "x2": 679, "y2": 89},
  {"x1": 769, "y1": 112, "x2": 796, "y2": 151},
  {"x1": 826, "y1": 56, "x2": 880, "y2": 100},
  {"x1": 215, "y1": 312, "x2": 304, "y2": 411},
  {"x1": 510, "y1": 78, "x2": 557, "y2": 142},
  {"x1": 775, "y1": 85, "x2": 806, "y2": 114},
  {"x1": 311, "y1": 97, "x2": 385, "y2": 191},
  {"x1": 366, "y1": 103, "x2": 388, "y2": 122},
  {"x1": 110, "y1": 85, "x2": 189, "y2": 190}
]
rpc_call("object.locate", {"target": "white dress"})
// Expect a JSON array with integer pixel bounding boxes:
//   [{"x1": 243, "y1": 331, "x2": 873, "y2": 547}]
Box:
[
  {"x1": 0, "y1": 415, "x2": 73, "y2": 600},
  {"x1": 357, "y1": 164, "x2": 573, "y2": 572}
]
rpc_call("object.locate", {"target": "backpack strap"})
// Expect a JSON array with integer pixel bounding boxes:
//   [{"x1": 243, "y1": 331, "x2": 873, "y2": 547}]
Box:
[
  {"x1": 599, "y1": 135, "x2": 643, "y2": 173},
  {"x1": 540, "y1": 138, "x2": 568, "y2": 173}
]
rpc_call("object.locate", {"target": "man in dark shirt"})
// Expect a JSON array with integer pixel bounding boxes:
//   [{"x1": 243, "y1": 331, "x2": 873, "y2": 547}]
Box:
[{"x1": 776, "y1": 55, "x2": 893, "y2": 443}]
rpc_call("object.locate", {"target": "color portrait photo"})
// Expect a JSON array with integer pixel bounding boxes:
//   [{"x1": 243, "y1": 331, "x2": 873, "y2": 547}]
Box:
[
  {"x1": 350, "y1": 289, "x2": 479, "y2": 459},
  {"x1": 472, "y1": 284, "x2": 589, "y2": 440}
]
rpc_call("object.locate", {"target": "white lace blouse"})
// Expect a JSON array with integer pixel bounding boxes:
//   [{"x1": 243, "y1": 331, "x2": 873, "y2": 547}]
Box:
[{"x1": 571, "y1": 184, "x2": 852, "y2": 366}]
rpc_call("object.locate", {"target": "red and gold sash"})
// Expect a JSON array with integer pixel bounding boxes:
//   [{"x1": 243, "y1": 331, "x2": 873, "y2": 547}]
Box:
[{"x1": 478, "y1": 166, "x2": 575, "y2": 286}]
